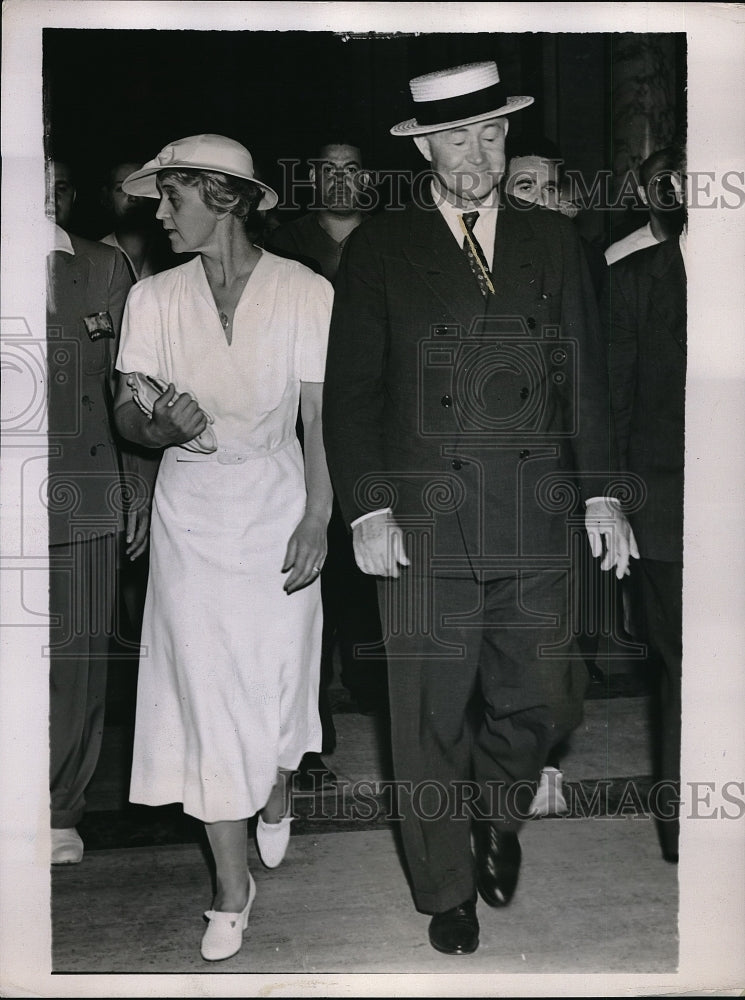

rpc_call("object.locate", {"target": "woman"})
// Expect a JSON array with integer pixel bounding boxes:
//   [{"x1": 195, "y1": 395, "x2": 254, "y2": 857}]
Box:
[{"x1": 113, "y1": 135, "x2": 334, "y2": 962}]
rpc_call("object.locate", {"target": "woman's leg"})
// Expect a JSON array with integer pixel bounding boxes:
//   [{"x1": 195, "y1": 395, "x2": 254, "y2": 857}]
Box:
[
  {"x1": 204, "y1": 819, "x2": 250, "y2": 912},
  {"x1": 260, "y1": 767, "x2": 293, "y2": 824}
]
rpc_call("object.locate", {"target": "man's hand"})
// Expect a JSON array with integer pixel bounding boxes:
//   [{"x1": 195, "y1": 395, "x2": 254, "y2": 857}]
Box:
[
  {"x1": 585, "y1": 498, "x2": 640, "y2": 579},
  {"x1": 352, "y1": 511, "x2": 410, "y2": 577},
  {"x1": 125, "y1": 504, "x2": 151, "y2": 561}
]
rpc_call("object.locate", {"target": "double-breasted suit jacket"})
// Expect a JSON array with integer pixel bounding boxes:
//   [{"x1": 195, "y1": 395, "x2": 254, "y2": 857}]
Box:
[
  {"x1": 604, "y1": 238, "x2": 686, "y2": 563},
  {"x1": 47, "y1": 235, "x2": 132, "y2": 547},
  {"x1": 323, "y1": 192, "x2": 616, "y2": 578}
]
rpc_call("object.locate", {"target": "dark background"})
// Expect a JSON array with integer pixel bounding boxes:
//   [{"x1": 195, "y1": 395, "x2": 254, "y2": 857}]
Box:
[{"x1": 43, "y1": 28, "x2": 686, "y2": 245}]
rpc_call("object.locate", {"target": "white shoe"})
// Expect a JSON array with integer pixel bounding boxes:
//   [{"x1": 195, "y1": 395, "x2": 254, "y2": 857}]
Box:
[
  {"x1": 256, "y1": 814, "x2": 293, "y2": 868},
  {"x1": 201, "y1": 873, "x2": 257, "y2": 962},
  {"x1": 51, "y1": 827, "x2": 84, "y2": 865},
  {"x1": 528, "y1": 767, "x2": 569, "y2": 818}
]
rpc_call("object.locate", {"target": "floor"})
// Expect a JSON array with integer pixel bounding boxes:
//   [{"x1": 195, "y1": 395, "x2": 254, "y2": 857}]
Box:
[{"x1": 45, "y1": 647, "x2": 686, "y2": 993}]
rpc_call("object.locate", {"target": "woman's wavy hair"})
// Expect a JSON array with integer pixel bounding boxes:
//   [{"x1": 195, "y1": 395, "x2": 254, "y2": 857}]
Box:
[{"x1": 159, "y1": 168, "x2": 265, "y2": 220}]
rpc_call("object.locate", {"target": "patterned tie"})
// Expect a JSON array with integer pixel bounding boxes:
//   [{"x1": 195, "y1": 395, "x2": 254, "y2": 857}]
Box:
[{"x1": 460, "y1": 211, "x2": 494, "y2": 297}]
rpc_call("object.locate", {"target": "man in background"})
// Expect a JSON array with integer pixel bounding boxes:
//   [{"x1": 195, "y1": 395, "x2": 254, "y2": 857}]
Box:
[
  {"x1": 100, "y1": 159, "x2": 171, "y2": 282},
  {"x1": 604, "y1": 145, "x2": 688, "y2": 863},
  {"x1": 505, "y1": 134, "x2": 607, "y2": 295},
  {"x1": 268, "y1": 137, "x2": 388, "y2": 792},
  {"x1": 100, "y1": 160, "x2": 165, "y2": 645},
  {"x1": 46, "y1": 159, "x2": 150, "y2": 864},
  {"x1": 604, "y1": 146, "x2": 686, "y2": 265},
  {"x1": 268, "y1": 135, "x2": 370, "y2": 283}
]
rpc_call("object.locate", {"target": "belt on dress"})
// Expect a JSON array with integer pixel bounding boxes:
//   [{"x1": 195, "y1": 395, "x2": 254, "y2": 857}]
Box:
[{"x1": 174, "y1": 439, "x2": 296, "y2": 464}]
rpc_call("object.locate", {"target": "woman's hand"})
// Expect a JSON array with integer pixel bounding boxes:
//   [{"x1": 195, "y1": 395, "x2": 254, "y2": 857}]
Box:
[
  {"x1": 282, "y1": 512, "x2": 328, "y2": 594},
  {"x1": 149, "y1": 383, "x2": 209, "y2": 447}
]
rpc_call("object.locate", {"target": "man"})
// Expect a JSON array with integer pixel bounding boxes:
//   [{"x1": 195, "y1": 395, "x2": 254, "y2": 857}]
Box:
[
  {"x1": 100, "y1": 160, "x2": 169, "y2": 282},
  {"x1": 505, "y1": 133, "x2": 607, "y2": 296},
  {"x1": 100, "y1": 160, "x2": 165, "y2": 644},
  {"x1": 267, "y1": 135, "x2": 371, "y2": 283},
  {"x1": 268, "y1": 138, "x2": 388, "y2": 790},
  {"x1": 46, "y1": 159, "x2": 150, "y2": 864},
  {"x1": 323, "y1": 60, "x2": 637, "y2": 955},
  {"x1": 604, "y1": 146, "x2": 687, "y2": 863},
  {"x1": 604, "y1": 146, "x2": 686, "y2": 265},
  {"x1": 504, "y1": 134, "x2": 614, "y2": 818}
]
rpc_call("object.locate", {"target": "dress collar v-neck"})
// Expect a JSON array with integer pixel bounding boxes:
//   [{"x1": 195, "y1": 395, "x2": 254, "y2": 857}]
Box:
[{"x1": 192, "y1": 250, "x2": 265, "y2": 327}]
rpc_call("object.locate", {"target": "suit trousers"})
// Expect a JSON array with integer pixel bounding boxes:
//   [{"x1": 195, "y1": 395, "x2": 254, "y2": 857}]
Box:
[
  {"x1": 322, "y1": 500, "x2": 388, "y2": 712},
  {"x1": 379, "y1": 569, "x2": 587, "y2": 914},
  {"x1": 633, "y1": 557, "x2": 682, "y2": 858},
  {"x1": 49, "y1": 534, "x2": 117, "y2": 828}
]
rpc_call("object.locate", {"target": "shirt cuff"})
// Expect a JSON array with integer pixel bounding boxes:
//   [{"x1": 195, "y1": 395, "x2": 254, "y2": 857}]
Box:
[
  {"x1": 585, "y1": 496, "x2": 621, "y2": 506},
  {"x1": 351, "y1": 508, "x2": 392, "y2": 528}
]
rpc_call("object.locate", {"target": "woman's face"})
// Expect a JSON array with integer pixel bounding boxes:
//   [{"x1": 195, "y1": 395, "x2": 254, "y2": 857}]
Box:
[{"x1": 155, "y1": 176, "x2": 219, "y2": 253}]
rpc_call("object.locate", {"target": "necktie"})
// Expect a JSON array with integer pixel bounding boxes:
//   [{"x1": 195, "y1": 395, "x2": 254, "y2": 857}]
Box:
[{"x1": 460, "y1": 211, "x2": 494, "y2": 297}]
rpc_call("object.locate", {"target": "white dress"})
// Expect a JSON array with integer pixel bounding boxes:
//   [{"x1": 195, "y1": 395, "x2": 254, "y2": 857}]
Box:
[{"x1": 116, "y1": 251, "x2": 333, "y2": 822}]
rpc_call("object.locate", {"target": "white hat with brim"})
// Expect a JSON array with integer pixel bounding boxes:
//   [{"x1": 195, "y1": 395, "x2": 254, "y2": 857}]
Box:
[
  {"x1": 390, "y1": 61, "x2": 534, "y2": 137},
  {"x1": 122, "y1": 133, "x2": 279, "y2": 211}
]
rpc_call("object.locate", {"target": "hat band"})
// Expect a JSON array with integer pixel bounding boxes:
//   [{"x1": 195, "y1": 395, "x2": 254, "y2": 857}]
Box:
[{"x1": 414, "y1": 81, "x2": 507, "y2": 127}]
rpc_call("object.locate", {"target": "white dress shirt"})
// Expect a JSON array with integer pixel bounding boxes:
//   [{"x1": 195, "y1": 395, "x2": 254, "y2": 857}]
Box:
[
  {"x1": 604, "y1": 222, "x2": 658, "y2": 265},
  {"x1": 47, "y1": 219, "x2": 75, "y2": 256},
  {"x1": 46, "y1": 221, "x2": 75, "y2": 313},
  {"x1": 432, "y1": 182, "x2": 499, "y2": 270}
]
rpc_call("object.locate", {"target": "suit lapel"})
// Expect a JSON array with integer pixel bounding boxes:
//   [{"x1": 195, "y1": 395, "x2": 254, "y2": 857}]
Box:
[
  {"x1": 488, "y1": 201, "x2": 540, "y2": 315},
  {"x1": 48, "y1": 250, "x2": 91, "y2": 331},
  {"x1": 402, "y1": 201, "x2": 488, "y2": 331},
  {"x1": 648, "y1": 241, "x2": 686, "y2": 354}
]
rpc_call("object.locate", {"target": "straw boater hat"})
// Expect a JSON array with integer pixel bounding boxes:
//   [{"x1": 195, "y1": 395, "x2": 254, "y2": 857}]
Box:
[
  {"x1": 122, "y1": 134, "x2": 279, "y2": 210},
  {"x1": 390, "y1": 61, "x2": 534, "y2": 136}
]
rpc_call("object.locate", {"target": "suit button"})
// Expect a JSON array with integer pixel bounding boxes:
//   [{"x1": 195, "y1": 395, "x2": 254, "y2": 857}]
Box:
[
  {"x1": 519, "y1": 386, "x2": 530, "y2": 400},
  {"x1": 440, "y1": 394, "x2": 452, "y2": 408},
  {"x1": 451, "y1": 460, "x2": 462, "y2": 470},
  {"x1": 527, "y1": 316, "x2": 536, "y2": 330},
  {"x1": 519, "y1": 449, "x2": 530, "y2": 459}
]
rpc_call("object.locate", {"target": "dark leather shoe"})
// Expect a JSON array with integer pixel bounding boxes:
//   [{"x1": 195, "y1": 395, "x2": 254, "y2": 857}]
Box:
[
  {"x1": 428, "y1": 900, "x2": 479, "y2": 955},
  {"x1": 475, "y1": 825, "x2": 521, "y2": 907}
]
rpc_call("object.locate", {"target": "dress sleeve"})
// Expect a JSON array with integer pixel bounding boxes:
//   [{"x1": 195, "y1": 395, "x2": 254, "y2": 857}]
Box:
[
  {"x1": 115, "y1": 278, "x2": 163, "y2": 377},
  {"x1": 295, "y1": 269, "x2": 334, "y2": 382}
]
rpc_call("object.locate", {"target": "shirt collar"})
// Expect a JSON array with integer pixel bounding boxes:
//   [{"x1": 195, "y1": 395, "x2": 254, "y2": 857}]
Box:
[
  {"x1": 431, "y1": 181, "x2": 499, "y2": 271},
  {"x1": 431, "y1": 180, "x2": 500, "y2": 222},
  {"x1": 48, "y1": 220, "x2": 75, "y2": 256}
]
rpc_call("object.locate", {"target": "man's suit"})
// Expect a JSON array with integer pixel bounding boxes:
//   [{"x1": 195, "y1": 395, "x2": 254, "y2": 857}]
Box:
[
  {"x1": 603, "y1": 238, "x2": 686, "y2": 859},
  {"x1": 47, "y1": 233, "x2": 132, "y2": 829},
  {"x1": 324, "y1": 192, "x2": 617, "y2": 912}
]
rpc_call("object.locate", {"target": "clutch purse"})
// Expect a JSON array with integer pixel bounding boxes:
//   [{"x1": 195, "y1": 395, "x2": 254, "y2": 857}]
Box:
[{"x1": 126, "y1": 372, "x2": 218, "y2": 454}]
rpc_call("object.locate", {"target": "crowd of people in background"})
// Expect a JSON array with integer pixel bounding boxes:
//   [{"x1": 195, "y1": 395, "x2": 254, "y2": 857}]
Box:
[{"x1": 46, "y1": 55, "x2": 686, "y2": 962}]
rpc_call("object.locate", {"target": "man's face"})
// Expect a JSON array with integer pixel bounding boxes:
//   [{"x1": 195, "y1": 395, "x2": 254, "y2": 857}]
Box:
[
  {"x1": 505, "y1": 155, "x2": 561, "y2": 210},
  {"x1": 312, "y1": 143, "x2": 365, "y2": 214},
  {"x1": 105, "y1": 163, "x2": 151, "y2": 224},
  {"x1": 47, "y1": 161, "x2": 75, "y2": 228},
  {"x1": 416, "y1": 118, "x2": 509, "y2": 206}
]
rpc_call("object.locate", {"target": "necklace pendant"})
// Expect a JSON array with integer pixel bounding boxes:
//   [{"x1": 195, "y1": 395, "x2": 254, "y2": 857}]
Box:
[{"x1": 219, "y1": 311, "x2": 229, "y2": 329}]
